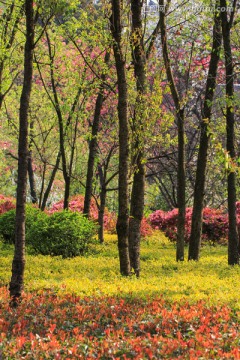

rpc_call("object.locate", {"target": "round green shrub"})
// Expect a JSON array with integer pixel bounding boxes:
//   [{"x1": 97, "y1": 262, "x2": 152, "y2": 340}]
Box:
[
  {"x1": 27, "y1": 210, "x2": 97, "y2": 258},
  {"x1": 0, "y1": 205, "x2": 47, "y2": 244}
]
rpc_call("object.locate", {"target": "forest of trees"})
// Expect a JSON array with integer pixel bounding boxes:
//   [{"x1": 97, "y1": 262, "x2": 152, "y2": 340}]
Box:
[{"x1": 0, "y1": 0, "x2": 239, "y2": 303}]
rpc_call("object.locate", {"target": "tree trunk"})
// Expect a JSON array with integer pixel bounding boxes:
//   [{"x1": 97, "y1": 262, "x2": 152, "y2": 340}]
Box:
[
  {"x1": 110, "y1": 0, "x2": 130, "y2": 276},
  {"x1": 46, "y1": 31, "x2": 70, "y2": 210},
  {"x1": 40, "y1": 151, "x2": 61, "y2": 210},
  {"x1": 97, "y1": 163, "x2": 106, "y2": 243},
  {"x1": 220, "y1": 0, "x2": 239, "y2": 265},
  {"x1": 64, "y1": 175, "x2": 71, "y2": 210},
  {"x1": 84, "y1": 51, "x2": 110, "y2": 218},
  {"x1": 9, "y1": 0, "x2": 34, "y2": 306},
  {"x1": 159, "y1": 0, "x2": 185, "y2": 261},
  {"x1": 28, "y1": 120, "x2": 37, "y2": 204},
  {"x1": 188, "y1": 5, "x2": 222, "y2": 260},
  {"x1": 176, "y1": 108, "x2": 186, "y2": 261},
  {"x1": 129, "y1": 0, "x2": 146, "y2": 277},
  {"x1": 129, "y1": 153, "x2": 145, "y2": 277},
  {"x1": 28, "y1": 152, "x2": 37, "y2": 204},
  {"x1": 98, "y1": 187, "x2": 106, "y2": 244}
]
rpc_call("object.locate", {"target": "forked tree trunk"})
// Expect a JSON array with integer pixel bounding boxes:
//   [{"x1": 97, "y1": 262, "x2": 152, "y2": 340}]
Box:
[
  {"x1": 220, "y1": 0, "x2": 239, "y2": 265},
  {"x1": 159, "y1": 0, "x2": 185, "y2": 261},
  {"x1": 9, "y1": 0, "x2": 34, "y2": 305},
  {"x1": 129, "y1": 0, "x2": 146, "y2": 277},
  {"x1": 110, "y1": 0, "x2": 130, "y2": 276},
  {"x1": 45, "y1": 32, "x2": 82, "y2": 210},
  {"x1": 188, "y1": 4, "x2": 222, "y2": 260},
  {"x1": 84, "y1": 51, "x2": 110, "y2": 218}
]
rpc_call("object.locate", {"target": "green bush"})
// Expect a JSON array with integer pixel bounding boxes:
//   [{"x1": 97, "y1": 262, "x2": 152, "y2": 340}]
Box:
[
  {"x1": 0, "y1": 205, "x2": 46, "y2": 244},
  {"x1": 27, "y1": 210, "x2": 97, "y2": 258}
]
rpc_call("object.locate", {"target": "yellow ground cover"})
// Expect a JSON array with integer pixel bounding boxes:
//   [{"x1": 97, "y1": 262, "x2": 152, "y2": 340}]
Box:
[{"x1": 0, "y1": 232, "x2": 239, "y2": 310}]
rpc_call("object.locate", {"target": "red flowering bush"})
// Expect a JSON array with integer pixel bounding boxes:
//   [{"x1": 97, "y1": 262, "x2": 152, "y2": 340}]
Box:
[
  {"x1": 0, "y1": 194, "x2": 15, "y2": 215},
  {"x1": 140, "y1": 217, "x2": 153, "y2": 237},
  {"x1": 149, "y1": 206, "x2": 230, "y2": 244}
]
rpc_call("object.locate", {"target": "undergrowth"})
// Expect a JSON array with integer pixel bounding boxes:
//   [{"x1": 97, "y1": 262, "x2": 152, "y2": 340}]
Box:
[{"x1": 0, "y1": 232, "x2": 239, "y2": 310}]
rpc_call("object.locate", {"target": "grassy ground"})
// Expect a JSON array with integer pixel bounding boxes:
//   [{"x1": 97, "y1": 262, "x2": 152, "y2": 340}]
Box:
[
  {"x1": 0, "y1": 232, "x2": 239, "y2": 309},
  {"x1": 0, "y1": 232, "x2": 240, "y2": 359}
]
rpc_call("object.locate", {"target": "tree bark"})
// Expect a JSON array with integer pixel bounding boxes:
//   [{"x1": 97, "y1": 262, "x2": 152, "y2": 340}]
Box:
[
  {"x1": 110, "y1": 0, "x2": 130, "y2": 276},
  {"x1": 40, "y1": 151, "x2": 61, "y2": 210},
  {"x1": 9, "y1": 0, "x2": 34, "y2": 305},
  {"x1": 97, "y1": 164, "x2": 106, "y2": 244},
  {"x1": 220, "y1": 0, "x2": 239, "y2": 265},
  {"x1": 188, "y1": 4, "x2": 222, "y2": 260},
  {"x1": 84, "y1": 51, "x2": 110, "y2": 218},
  {"x1": 28, "y1": 152, "x2": 37, "y2": 204},
  {"x1": 28, "y1": 120, "x2": 37, "y2": 204},
  {"x1": 129, "y1": 0, "x2": 146, "y2": 277},
  {"x1": 159, "y1": 0, "x2": 185, "y2": 261}
]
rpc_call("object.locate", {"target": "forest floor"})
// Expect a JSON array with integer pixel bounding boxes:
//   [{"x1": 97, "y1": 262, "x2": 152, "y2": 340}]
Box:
[{"x1": 0, "y1": 232, "x2": 239, "y2": 359}]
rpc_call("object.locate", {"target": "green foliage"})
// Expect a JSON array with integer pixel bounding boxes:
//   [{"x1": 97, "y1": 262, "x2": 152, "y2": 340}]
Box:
[
  {"x1": 0, "y1": 207, "x2": 97, "y2": 258},
  {"x1": 28, "y1": 210, "x2": 97, "y2": 258},
  {"x1": 0, "y1": 205, "x2": 45, "y2": 244}
]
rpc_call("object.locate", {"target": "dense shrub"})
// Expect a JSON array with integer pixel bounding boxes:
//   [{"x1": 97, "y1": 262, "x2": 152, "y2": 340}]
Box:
[
  {"x1": 28, "y1": 211, "x2": 97, "y2": 257},
  {"x1": 0, "y1": 205, "x2": 46, "y2": 244},
  {"x1": 50, "y1": 195, "x2": 151, "y2": 237},
  {"x1": 149, "y1": 207, "x2": 229, "y2": 244},
  {"x1": 0, "y1": 194, "x2": 15, "y2": 215}
]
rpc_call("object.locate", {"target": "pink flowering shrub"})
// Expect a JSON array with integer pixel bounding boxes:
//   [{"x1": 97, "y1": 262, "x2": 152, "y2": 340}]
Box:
[
  {"x1": 149, "y1": 206, "x2": 231, "y2": 244},
  {"x1": 49, "y1": 195, "x2": 118, "y2": 234},
  {"x1": 0, "y1": 194, "x2": 15, "y2": 215},
  {"x1": 50, "y1": 195, "x2": 152, "y2": 237},
  {"x1": 49, "y1": 195, "x2": 98, "y2": 218},
  {"x1": 49, "y1": 195, "x2": 112, "y2": 230}
]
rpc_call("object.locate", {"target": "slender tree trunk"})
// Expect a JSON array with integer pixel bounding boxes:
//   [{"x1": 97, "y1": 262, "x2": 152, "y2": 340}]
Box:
[
  {"x1": 98, "y1": 188, "x2": 106, "y2": 244},
  {"x1": 97, "y1": 163, "x2": 106, "y2": 243},
  {"x1": 221, "y1": 0, "x2": 239, "y2": 265},
  {"x1": 188, "y1": 5, "x2": 222, "y2": 260},
  {"x1": 40, "y1": 152, "x2": 61, "y2": 210},
  {"x1": 128, "y1": 0, "x2": 146, "y2": 277},
  {"x1": 84, "y1": 51, "x2": 110, "y2": 218},
  {"x1": 159, "y1": 0, "x2": 185, "y2": 261},
  {"x1": 28, "y1": 152, "x2": 37, "y2": 204},
  {"x1": 28, "y1": 120, "x2": 37, "y2": 204},
  {"x1": 129, "y1": 153, "x2": 145, "y2": 276},
  {"x1": 98, "y1": 191, "x2": 106, "y2": 244},
  {"x1": 9, "y1": 0, "x2": 34, "y2": 305},
  {"x1": 46, "y1": 31, "x2": 70, "y2": 210},
  {"x1": 176, "y1": 108, "x2": 186, "y2": 261},
  {"x1": 110, "y1": 0, "x2": 130, "y2": 276},
  {"x1": 64, "y1": 175, "x2": 71, "y2": 210}
]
